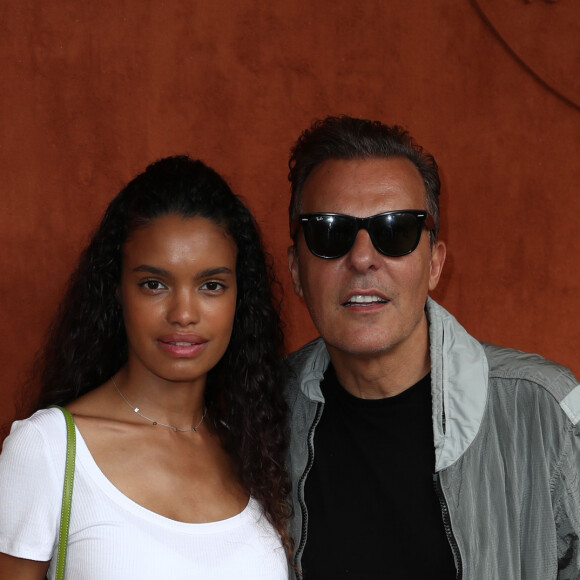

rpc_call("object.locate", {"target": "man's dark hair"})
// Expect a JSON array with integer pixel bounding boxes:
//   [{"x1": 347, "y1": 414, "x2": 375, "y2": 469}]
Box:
[{"x1": 288, "y1": 115, "x2": 441, "y2": 242}]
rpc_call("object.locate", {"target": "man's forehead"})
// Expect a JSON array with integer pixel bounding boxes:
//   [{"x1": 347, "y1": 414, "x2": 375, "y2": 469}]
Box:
[{"x1": 301, "y1": 157, "x2": 427, "y2": 214}]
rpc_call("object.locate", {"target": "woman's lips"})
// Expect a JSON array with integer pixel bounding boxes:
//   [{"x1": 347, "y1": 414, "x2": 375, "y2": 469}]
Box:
[{"x1": 157, "y1": 334, "x2": 208, "y2": 357}]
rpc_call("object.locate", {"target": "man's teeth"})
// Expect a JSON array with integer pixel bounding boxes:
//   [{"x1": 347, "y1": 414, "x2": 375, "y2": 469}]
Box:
[
  {"x1": 171, "y1": 341, "x2": 195, "y2": 346},
  {"x1": 347, "y1": 295, "x2": 385, "y2": 304}
]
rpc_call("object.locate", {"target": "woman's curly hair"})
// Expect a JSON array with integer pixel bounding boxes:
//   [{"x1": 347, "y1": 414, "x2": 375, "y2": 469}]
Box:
[{"x1": 31, "y1": 155, "x2": 293, "y2": 557}]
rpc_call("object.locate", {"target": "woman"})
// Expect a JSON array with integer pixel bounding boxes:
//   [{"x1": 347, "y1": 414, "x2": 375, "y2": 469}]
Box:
[{"x1": 0, "y1": 156, "x2": 291, "y2": 578}]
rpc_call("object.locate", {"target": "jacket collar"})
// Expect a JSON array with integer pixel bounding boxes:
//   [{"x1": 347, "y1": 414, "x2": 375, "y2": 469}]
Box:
[
  {"x1": 291, "y1": 297, "x2": 490, "y2": 471},
  {"x1": 426, "y1": 297, "x2": 488, "y2": 471}
]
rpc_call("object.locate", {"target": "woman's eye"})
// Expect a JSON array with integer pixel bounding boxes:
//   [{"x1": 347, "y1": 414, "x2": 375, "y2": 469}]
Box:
[
  {"x1": 140, "y1": 279, "x2": 166, "y2": 291},
  {"x1": 201, "y1": 281, "x2": 225, "y2": 292}
]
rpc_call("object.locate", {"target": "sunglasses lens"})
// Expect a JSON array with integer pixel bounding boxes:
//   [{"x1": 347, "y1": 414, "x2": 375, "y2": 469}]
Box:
[
  {"x1": 371, "y1": 213, "x2": 423, "y2": 257},
  {"x1": 299, "y1": 211, "x2": 427, "y2": 259},
  {"x1": 302, "y1": 215, "x2": 356, "y2": 258}
]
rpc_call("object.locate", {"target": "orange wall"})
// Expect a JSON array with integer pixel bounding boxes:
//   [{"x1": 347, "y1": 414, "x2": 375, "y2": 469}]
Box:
[{"x1": 1, "y1": 0, "x2": 579, "y2": 431}]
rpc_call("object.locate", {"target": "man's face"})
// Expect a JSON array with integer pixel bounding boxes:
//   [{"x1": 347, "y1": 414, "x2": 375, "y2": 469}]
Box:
[{"x1": 288, "y1": 157, "x2": 446, "y2": 362}]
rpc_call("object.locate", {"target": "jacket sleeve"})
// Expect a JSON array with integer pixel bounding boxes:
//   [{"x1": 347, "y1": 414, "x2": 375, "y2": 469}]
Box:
[{"x1": 554, "y1": 423, "x2": 580, "y2": 580}]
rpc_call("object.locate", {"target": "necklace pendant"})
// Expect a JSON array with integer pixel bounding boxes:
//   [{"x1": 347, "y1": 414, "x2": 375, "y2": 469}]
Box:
[{"x1": 111, "y1": 377, "x2": 206, "y2": 434}]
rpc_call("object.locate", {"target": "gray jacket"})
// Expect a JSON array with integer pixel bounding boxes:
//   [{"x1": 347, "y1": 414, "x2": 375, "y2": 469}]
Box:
[{"x1": 286, "y1": 298, "x2": 580, "y2": 579}]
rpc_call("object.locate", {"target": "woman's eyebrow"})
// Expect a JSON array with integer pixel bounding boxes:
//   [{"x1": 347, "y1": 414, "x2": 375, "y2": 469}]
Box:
[
  {"x1": 132, "y1": 265, "x2": 234, "y2": 278},
  {"x1": 197, "y1": 266, "x2": 234, "y2": 278},
  {"x1": 132, "y1": 264, "x2": 172, "y2": 277}
]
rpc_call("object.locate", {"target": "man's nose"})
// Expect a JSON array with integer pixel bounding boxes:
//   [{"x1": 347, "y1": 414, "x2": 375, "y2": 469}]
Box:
[{"x1": 345, "y1": 229, "x2": 382, "y2": 272}]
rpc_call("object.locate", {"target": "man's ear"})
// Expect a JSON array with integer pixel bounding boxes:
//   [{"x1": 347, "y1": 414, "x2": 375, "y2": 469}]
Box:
[
  {"x1": 428, "y1": 240, "x2": 446, "y2": 292},
  {"x1": 287, "y1": 245, "x2": 303, "y2": 298}
]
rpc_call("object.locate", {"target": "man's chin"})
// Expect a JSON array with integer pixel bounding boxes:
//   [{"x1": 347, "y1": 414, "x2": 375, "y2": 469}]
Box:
[{"x1": 326, "y1": 336, "x2": 399, "y2": 359}]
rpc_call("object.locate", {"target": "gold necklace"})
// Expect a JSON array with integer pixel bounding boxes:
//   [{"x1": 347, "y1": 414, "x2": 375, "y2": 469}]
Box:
[{"x1": 111, "y1": 377, "x2": 207, "y2": 433}]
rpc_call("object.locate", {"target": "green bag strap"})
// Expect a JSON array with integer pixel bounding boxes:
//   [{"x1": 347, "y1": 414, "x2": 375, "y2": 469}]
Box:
[{"x1": 49, "y1": 406, "x2": 76, "y2": 580}]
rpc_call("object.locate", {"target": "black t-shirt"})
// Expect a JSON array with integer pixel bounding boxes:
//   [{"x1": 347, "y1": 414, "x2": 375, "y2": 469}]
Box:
[{"x1": 301, "y1": 365, "x2": 456, "y2": 579}]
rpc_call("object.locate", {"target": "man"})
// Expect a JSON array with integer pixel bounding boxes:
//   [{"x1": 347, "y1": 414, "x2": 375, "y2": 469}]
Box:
[{"x1": 285, "y1": 115, "x2": 580, "y2": 579}]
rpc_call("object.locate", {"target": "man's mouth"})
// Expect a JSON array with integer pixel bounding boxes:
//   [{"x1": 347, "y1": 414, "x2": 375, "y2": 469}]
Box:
[{"x1": 343, "y1": 294, "x2": 388, "y2": 307}]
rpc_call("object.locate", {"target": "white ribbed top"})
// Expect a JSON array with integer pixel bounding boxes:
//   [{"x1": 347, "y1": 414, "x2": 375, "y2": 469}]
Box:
[{"x1": 0, "y1": 408, "x2": 288, "y2": 579}]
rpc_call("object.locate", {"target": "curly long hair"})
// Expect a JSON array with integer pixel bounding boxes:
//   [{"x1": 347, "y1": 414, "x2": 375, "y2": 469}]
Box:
[{"x1": 30, "y1": 155, "x2": 293, "y2": 556}]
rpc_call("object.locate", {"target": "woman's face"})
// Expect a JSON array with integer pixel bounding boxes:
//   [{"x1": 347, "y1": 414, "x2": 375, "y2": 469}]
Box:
[{"x1": 118, "y1": 213, "x2": 238, "y2": 387}]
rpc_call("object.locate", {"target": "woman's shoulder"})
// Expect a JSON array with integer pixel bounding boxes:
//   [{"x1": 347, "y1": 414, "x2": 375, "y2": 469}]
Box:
[
  {"x1": 0, "y1": 408, "x2": 69, "y2": 527},
  {"x1": 2, "y1": 407, "x2": 68, "y2": 464},
  {"x1": 10, "y1": 406, "x2": 67, "y2": 434},
  {"x1": 0, "y1": 408, "x2": 66, "y2": 562}
]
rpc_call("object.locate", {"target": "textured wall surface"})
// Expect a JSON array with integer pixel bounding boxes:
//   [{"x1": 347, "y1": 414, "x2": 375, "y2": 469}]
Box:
[{"x1": 1, "y1": 0, "x2": 579, "y2": 432}]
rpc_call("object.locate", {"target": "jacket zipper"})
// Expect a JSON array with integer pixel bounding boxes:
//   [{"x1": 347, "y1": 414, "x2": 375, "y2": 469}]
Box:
[
  {"x1": 294, "y1": 401, "x2": 323, "y2": 579},
  {"x1": 433, "y1": 472, "x2": 463, "y2": 579}
]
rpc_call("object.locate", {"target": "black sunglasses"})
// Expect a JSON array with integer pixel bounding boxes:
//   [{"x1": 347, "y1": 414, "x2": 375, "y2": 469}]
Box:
[{"x1": 293, "y1": 210, "x2": 434, "y2": 259}]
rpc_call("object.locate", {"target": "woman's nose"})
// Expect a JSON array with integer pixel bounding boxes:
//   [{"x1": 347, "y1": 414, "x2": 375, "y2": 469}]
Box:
[{"x1": 167, "y1": 290, "x2": 200, "y2": 326}]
